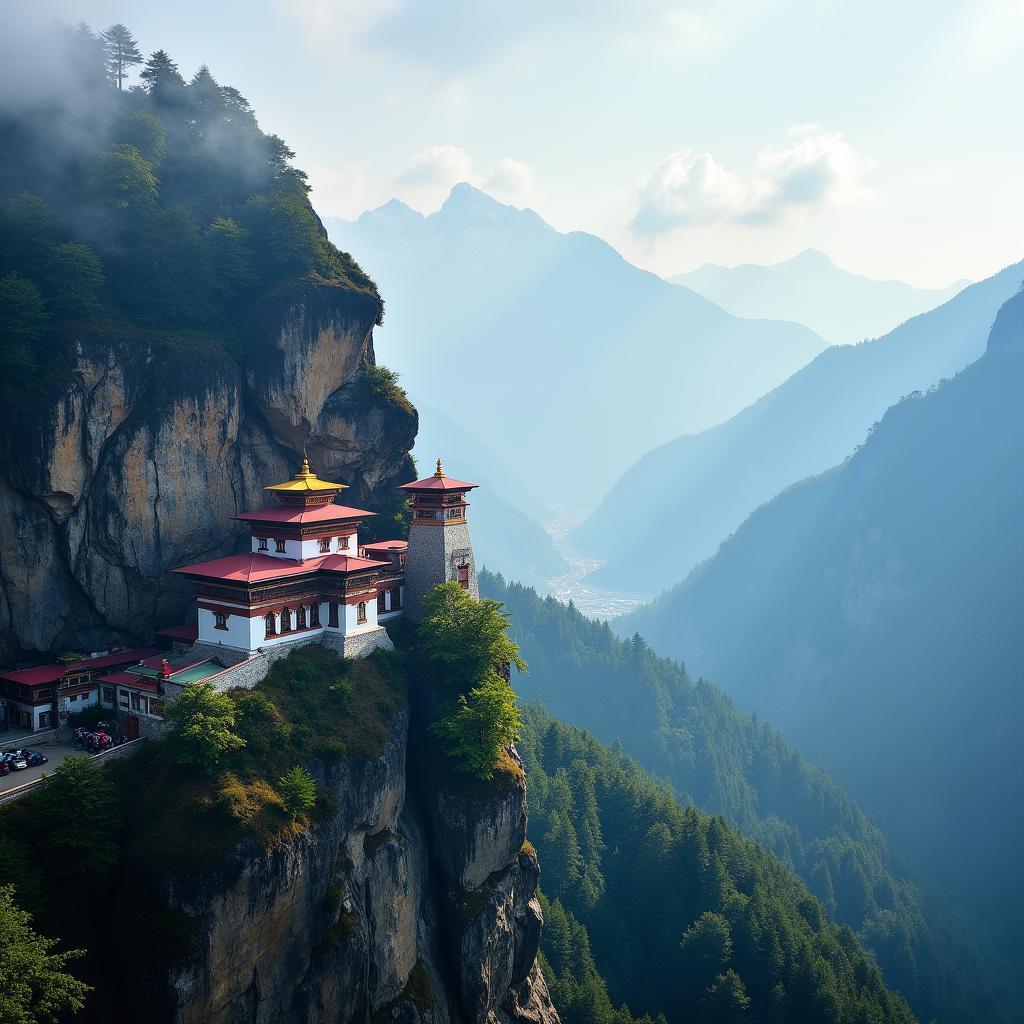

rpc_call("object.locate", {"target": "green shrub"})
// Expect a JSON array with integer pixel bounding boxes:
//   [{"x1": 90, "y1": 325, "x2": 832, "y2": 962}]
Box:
[{"x1": 279, "y1": 765, "x2": 317, "y2": 820}]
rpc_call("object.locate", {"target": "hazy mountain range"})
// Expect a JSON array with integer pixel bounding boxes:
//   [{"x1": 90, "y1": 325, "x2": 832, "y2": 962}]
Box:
[
  {"x1": 673, "y1": 249, "x2": 968, "y2": 345},
  {"x1": 326, "y1": 185, "x2": 827, "y2": 507},
  {"x1": 620, "y1": 292, "x2": 1024, "y2": 954},
  {"x1": 574, "y1": 260, "x2": 1024, "y2": 595}
]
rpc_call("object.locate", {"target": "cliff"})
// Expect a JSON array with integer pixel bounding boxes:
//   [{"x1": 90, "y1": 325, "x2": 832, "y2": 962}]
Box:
[
  {"x1": 0, "y1": 277, "x2": 416, "y2": 660},
  {"x1": 160, "y1": 711, "x2": 556, "y2": 1024}
]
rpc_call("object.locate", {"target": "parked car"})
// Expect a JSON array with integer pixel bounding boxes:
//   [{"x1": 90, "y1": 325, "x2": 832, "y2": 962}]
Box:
[
  {"x1": 22, "y1": 750, "x2": 47, "y2": 767},
  {"x1": 0, "y1": 759, "x2": 11, "y2": 776},
  {"x1": 2, "y1": 751, "x2": 28, "y2": 771}
]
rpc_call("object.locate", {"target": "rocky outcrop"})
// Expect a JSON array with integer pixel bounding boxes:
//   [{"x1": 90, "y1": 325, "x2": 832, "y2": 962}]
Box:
[
  {"x1": 160, "y1": 712, "x2": 558, "y2": 1024},
  {"x1": 0, "y1": 278, "x2": 417, "y2": 660}
]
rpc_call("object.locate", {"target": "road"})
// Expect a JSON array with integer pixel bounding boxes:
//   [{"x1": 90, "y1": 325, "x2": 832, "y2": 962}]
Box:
[{"x1": 0, "y1": 737, "x2": 81, "y2": 794}]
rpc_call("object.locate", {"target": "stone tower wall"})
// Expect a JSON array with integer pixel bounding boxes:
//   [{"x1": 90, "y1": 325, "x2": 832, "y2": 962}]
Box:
[{"x1": 404, "y1": 519, "x2": 478, "y2": 619}]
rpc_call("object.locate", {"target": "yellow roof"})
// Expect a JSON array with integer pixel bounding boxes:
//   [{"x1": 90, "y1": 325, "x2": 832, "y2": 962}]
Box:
[{"x1": 264, "y1": 458, "x2": 347, "y2": 493}]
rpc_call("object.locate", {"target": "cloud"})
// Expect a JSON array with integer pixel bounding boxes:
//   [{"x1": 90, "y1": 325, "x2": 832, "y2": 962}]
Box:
[
  {"x1": 632, "y1": 127, "x2": 874, "y2": 236},
  {"x1": 278, "y1": 0, "x2": 697, "y2": 65},
  {"x1": 389, "y1": 147, "x2": 534, "y2": 210},
  {"x1": 395, "y1": 144, "x2": 475, "y2": 187},
  {"x1": 483, "y1": 158, "x2": 535, "y2": 201}
]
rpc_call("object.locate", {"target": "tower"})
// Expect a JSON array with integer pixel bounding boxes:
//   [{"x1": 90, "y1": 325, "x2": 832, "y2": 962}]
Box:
[{"x1": 401, "y1": 458, "x2": 479, "y2": 619}]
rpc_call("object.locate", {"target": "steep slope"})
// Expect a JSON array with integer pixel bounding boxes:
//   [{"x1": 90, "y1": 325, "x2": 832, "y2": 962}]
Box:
[
  {"x1": 326, "y1": 186, "x2": 826, "y2": 507},
  {"x1": 575, "y1": 260, "x2": 1023, "y2": 594},
  {"x1": 622, "y1": 293, "x2": 1024, "y2": 960},
  {"x1": 0, "y1": 25, "x2": 416, "y2": 660},
  {"x1": 0, "y1": 646, "x2": 557, "y2": 1024},
  {"x1": 481, "y1": 571, "x2": 1015, "y2": 1024},
  {"x1": 673, "y1": 248, "x2": 967, "y2": 345},
  {"x1": 414, "y1": 403, "x2": 565, "y2": 589},
  {"x1": 520, "y1": 707, "x2": 918, "y2": 1024}
]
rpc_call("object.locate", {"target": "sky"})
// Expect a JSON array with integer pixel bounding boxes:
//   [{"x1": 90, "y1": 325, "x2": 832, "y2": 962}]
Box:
[{"x1": 14, "y1": 0, "x2": 1024, "y2": 286}]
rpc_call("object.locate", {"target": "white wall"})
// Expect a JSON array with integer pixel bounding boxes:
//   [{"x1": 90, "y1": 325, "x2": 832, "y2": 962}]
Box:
[
  {"x1": 345, "y1": 598, "x2": 379, "y2": 634},
  {"x1": 198, "y1": 607, "x2": 253, "y2": 650},
  {"x1": 252, "y1": 608, "x2": 327, "y2": 649},
  {"x1": 249, "y1": 532, "x2": 358, "y2": 561}
]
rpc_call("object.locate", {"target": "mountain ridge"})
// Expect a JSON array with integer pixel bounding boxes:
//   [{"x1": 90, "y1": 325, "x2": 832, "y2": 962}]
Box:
[
  {"x1": 672, "y1": 249, "x2": 968, "y2": 344},
  {"x1": 326, "y1": 184, "x2": 828, "y2": 507},
  {"x1": 573, "y1": 259, "x2": 1023, "y2": 594}
]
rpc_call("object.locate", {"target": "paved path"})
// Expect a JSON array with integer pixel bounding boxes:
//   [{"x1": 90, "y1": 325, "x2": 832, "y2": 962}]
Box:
[{"x1": 0, "y1": 738, "x2": 80, "y2": 794}]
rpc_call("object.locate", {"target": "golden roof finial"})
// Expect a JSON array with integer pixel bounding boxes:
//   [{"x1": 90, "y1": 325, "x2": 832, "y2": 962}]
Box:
[
  {"x1": 434, "y1": 457, "x2": 445, "y2": 478},
  {"x1": 297, "y1": 454, "x2": 314, "y2": 479}
]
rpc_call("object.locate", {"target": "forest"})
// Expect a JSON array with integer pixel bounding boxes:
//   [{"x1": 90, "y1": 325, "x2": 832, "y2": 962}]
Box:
[
  {"x1": 0, "y1": 20, "x2": 379, "y2": 399},
  {"x1": 480, "y1": 571, "x2": 1017, "y2": 1024},
  {"x1": 520, "y1": 707, "x2": 917, "y2": 1024}
]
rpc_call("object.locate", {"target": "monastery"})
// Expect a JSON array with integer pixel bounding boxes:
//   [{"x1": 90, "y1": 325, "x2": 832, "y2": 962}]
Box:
[{"x1": 0, "y1": 458, "x2": 478, "y2": 740}]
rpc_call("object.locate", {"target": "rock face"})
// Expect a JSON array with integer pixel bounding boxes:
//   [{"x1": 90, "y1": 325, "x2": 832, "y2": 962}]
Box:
[
  {"x1": 162, "y1": 712, "x2": 558, "y2": 1024},
  {"x1": 0, "y1": 279, "x2": 416, "y2": 660}
]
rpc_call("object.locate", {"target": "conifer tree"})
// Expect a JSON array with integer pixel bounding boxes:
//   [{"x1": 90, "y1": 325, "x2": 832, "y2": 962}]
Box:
[
  {"x1": 140, "y1": 50, "x2": 185, "y2": 98},
  {"x1": 100, "y1": 24, "x2": 142, "y2": 90}
]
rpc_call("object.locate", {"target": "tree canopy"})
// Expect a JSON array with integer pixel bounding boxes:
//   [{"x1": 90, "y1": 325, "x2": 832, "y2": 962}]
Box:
[
  {"x1": 0, "y1": 19, "x2": 380, "y2": 397},
  {"x1": 521, "y1": 708, "x2": 918, "y2": 1024},
  {"x1": 165, "y1": 681, "x2": 246, "y2": 770},
  {"x1": 0, "y1": 886, "x2": 90, "y2": 1024}
]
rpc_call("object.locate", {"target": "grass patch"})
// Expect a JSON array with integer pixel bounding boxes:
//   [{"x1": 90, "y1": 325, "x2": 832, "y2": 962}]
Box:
[
  {"x1": 116, "y1": 645, "x2": 408, "y2": 876},
  {"x1": 428, "y1": 738, "x2": 524, "y2": 802}
]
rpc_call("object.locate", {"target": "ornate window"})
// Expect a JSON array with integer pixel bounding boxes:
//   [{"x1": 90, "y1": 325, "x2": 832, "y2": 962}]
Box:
[
  {"x1": 265, "y1": 612, "x2": 276, "y2": 637},
  {"x1": 319, "y1": 538, "x2": 331, "y2": 553},
  {"x1": 339, "y1": 534, "x2": 350, "y2": 550},
  {"x1": 357, "y1": 601, "x2": 367, "y2": 624},
  {"x1": 392, "y1": 587, "x2": 403, "y2": 610},
  {"x1": 275, "y1": 539, "x2": 286, "y2": 553},
  {"x1": 377, "y1": 591, "x2": 387, "y2": 615},
  {"x1": 215, "y1": 612, "x2": 228, "y2": 630},
  {"x1": 329, "y1": 602, "x2": 339, "y2": 628},
  {"x1": 297, "y1": 605, "x2": 307, "y2": 628},
  {"x1": 258, "y1": 537, "x2": 268, "y2": 551},
  {"x1": 281, "y1": 607, "x2": 292, "y2": 631},
  {"x1": 311, "y1": 603, "x2": 320, "y2": 626}
]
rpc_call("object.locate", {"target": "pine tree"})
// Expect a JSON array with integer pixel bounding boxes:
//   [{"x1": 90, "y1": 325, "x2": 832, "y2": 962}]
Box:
[
  {"x1": 140, "y1": 50, "x2": 185, "y2": 98},
  {"x1": 100, "y1": 24, "x2": 142, "y2": 90},
  {"x1": 278, "y1": 766, "x2": 317, "y2": 820}
]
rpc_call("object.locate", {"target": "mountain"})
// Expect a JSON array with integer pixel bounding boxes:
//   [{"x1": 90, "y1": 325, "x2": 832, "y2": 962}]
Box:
[
  {"x1": 326, "y1": 186, "x2": 827, "y2": 507},
  {"x1": 620, "y1": 293, "x2": 1024, "y2": 961},
  {"x1": 0, "y1": 644, "x2": 557, "y2": 1024},
  {"x1": 481, "y1": 571, "x2": 1016, "y2": 1024},
  {"x1": 672, "y1": 249, "x2": 967, "y2": 345},
  {"x1": 574, "y1": 261, "x2": 1023, "y2": 595},
  {"x1": 519, "y1": 707, "x2": 918, "y2": 1024},
  {"x1": 0, "y1": 22, "x2": 415, "y2": 661},
  {"x1": 414, "y1": 402, "x2": 566, "y2": 588}
]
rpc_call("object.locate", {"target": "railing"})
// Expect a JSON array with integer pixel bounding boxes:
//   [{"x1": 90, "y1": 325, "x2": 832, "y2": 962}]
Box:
[{"x1": 0, "y1": 738, "x2": 147, "y2": 806}]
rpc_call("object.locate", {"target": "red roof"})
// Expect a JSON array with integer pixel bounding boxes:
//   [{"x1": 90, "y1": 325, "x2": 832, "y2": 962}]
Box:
[
  {"x1": 173, "y1": 552, "x2": 389, "y2": 583},
  {"x1": 0, "y1": 648, "x2": 161, "y2": 687},
  {"x1": 400, "y1": 474, "x2": 477, "y2": 492},
  {"x1": 156, "y1": 623, "x2": 199, "y2": 641},
  {"x1": 97, "y1": 671, "x2": 144, "y2": 686},
  {"x1": 362, "y1": 540, "x2": 408, "y2": 551},
  {"x1": 232, "y1": 503, "x2": 375, "y2": 525},
  {"x1": 97, "y1": 671, "x2": 160, "y2": 693}
]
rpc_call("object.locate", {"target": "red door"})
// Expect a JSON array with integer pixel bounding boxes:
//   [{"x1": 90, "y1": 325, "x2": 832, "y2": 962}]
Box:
[
  {"x1": 126, "y1": 715, "x2": 139, "y2": 740},
  {"x1": 458, "y1": 565, "x2": 469, "y2": 590}
]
